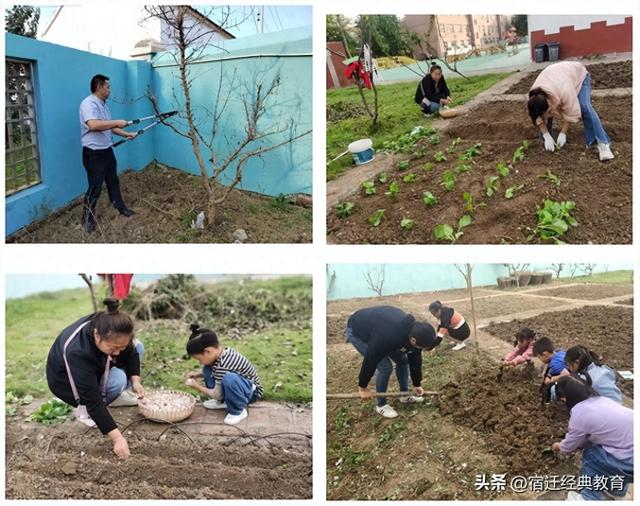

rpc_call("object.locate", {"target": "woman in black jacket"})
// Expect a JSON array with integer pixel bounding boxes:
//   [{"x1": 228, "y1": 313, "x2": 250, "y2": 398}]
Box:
[
  {"x1": 46, "y1": 298, "x2": 144, "y2": 459},
  {"x1": 414, "y1": 64, "x2": 452, "y2": 115}
]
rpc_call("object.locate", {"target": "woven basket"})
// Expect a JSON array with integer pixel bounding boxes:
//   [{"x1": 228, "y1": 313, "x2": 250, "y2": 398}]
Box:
[
  {"x1": 439, "y1": 107, "x2": 461, "y2": 119},
  {"x1": 138, "y1": 390, "x2": 197, "y2": 423}
]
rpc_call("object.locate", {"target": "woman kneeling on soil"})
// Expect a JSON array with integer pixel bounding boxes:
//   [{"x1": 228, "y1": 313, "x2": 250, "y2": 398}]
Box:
[
  {"x1": 346, "y1": 306, "x2": 440, "y2": 418},
  {"x1": 502, "y1": 327, "x2": 537, "y2": 366},
  {"x1": 46, "y1": 298, "x2": 145, "y2": 459},
  {"x1": 527, "y1": 61, "x2": 614, "y2": 161},
  {"x1": 184, "y1": 324, "x2": 263, "y2": 425},
  {"x1": 428, "y1": 301, "x2": 470, "y2": 351},
  {"x1": 552, "y1": 375, "x2": 633, "y2": 501},
  {"x1": 414, "y1": 64, "x2": 452, "y2": 115},
  {"x1": 564, "y1": 345, "x2": 622, "y2": 403}
]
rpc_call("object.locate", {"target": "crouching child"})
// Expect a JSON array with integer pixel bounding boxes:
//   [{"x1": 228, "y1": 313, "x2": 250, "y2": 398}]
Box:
[
  {"x1": 532, "y1": 336, "x2": 569, "y2": 403},
  {"x1": 184, "y1": 324, "x2": 263, "y2": 425}
]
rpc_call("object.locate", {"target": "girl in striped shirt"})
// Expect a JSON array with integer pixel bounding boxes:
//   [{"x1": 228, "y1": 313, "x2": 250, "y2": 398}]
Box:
[{"x1": 184, "y1": 324, "x2": 262, "y2": 425}]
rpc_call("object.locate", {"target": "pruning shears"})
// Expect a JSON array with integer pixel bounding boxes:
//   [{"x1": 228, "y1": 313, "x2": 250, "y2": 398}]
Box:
[{"x1": 113, "y1": 110, "x2": 178, "y2": 148}]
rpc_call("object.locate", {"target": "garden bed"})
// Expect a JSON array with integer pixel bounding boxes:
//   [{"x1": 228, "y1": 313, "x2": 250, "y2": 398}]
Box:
[
  {"x1": 8, "y1": 164, "x2": 311, "y2": 244},
  {"x1": 615, "y1": 298, "x2": 634, "y2": 306},
  {"x1": 327, "y1": 95, "x2": 631, "y2": 244},
  {"x1": 528, "y1": 283, "x2": 633, "y2": 301},
  {"x1": 5, "y1": 419, "x2": 311, "y2": 499},
  {"x1": 484, "y1": 305, "x2": 633, "y2": 398},
  {"x1": 506, "y1": 61, "x2": 632, "y2": 94}
]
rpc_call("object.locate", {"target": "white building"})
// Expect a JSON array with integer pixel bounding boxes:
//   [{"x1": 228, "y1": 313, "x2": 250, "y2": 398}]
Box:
[{"x1": 40, "y1": 5, "x2": 235, "y2": 60}]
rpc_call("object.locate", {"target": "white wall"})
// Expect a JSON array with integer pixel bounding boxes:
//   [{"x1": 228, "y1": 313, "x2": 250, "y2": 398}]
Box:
[{"x1": 528, "y1": 15, "x2": 628, "y2": 35}]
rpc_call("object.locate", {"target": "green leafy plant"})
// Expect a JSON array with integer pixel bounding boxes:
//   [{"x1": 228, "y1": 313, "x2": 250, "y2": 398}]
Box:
[
  {"x1": 522, "y1": 140, "x2": 530, "y2": 151},
  {"x1": 539, "y1": 170, "x2": 561, "y2": 187},
  {"x1": 362, "y1": 181, "x2": 376, "y2": 195},
  {"x1": 398, "y1": 160, "x2": 410, "y2": 171},
  {"x1": 400, "y1": 218, "x2": 415, "y2": 230},
  {"x1": 440, "y1": 170, "x2": 456, "y2": 192},
  {"x1": 380, "y1": 126, "x2": 436, "y2": 153},
  {"x1": 335, "y1": 202, "x2": 354, "y2": 218},
  {"x1": 446, "y1": 138, "x2": 461, "y2": 153},
  {"x1": 528, "y1": 199, "x2": 578, "y2": 243},
  {"x1": 496, "y1": 162, "x2": 510, "y2": 177},
  {"x1": 429, "y1": 134, "x2": 440, "y2": 145},
  {"x1": 513, "y1": 146, "x2": 526, "y2": 163},
  {"x1": 5, "y1": 391, "x2": 34, "y2": 416},
  {"x1": 28, "y1": 399, "x2": 72, "y2": 426},
  {"x1": 434, "y1": 215, "x2": 472, "y2": 243},
  {"x1": 454, "y1": 163, "x2": 472, "y2": 175},
  {"x1": 423, "y1": 162, "x2": 433, "y2": 173},
  {"x1": 486, "y1": 175, "x2": 500, "y2": 197},
  {"x1": 385, "y1": 181, "x2": 399, "y2": 198},
  {"x1": 504, "y1": 184, "x2": 524, "y2": 199},
  {"x1": 368, "y1": 209, "x2": 386, "y2": 227},
  {"x1": 403, "y1": 173, "x2": 416, "y2": 183},
  {"x1": 459, "y1": 142, "x2": 482, "y2": 161},
  {"x1": 422, "y1": 191, "x2": 438, "y2": 206},
  {"x1": 462, "y1": 192, "x2": 486, "y2": 214},
  {"x1": 378, "y1": 173, "x2": 388, "y2": 184},
  {"x1": 433, "y1": 151, "x2": 447, "y2": 162}
]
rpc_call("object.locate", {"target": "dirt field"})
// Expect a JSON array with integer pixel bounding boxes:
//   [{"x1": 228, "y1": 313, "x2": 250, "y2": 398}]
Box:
[
  {"x1": 6, "y1": 411, "x2": 312, "y2": 499},
  {"x1": 615, "y1": 298, "x2": 634, "y2": 306},
  {"x1": 327, "y1": 93, "x2": 632, "y2": 245},
  {"x1": 528, "y1": 283, "x2": 633, "y2": 300},
  {"x1": 484, "y1": 305, "x2": 634, "y2": 398},
  {"x1": 506, "y1": 61, "x2": 632, "y2": 94},
  {"x1": 8, "y1": 163, "x2": 312, "y2": 244}
]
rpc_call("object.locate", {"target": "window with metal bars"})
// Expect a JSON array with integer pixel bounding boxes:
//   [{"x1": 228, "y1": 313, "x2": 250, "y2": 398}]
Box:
[{"x1": 5, "y1": 58, "x2": 41, "y2": 196}]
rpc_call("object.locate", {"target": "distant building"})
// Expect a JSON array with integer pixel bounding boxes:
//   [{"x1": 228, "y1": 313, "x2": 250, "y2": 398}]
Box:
[
  {"x1": 403, "y1": 15, "x2": 511, "y2": 59},
  {"x1": 40, "y1": 5, "x2": 235, "y2": 60},
  {"x1": 528, "y1": 15, "x2": 632, "y2": 60},
  {"x1": 326, "y1": 41, "x2": 351, "y2": 89}
]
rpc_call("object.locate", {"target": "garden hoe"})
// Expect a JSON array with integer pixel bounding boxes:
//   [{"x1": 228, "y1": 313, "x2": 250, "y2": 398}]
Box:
[
  {"x1": 327, "y1": 390, "x2": 439, "y2": 400},
  {"x1": 113, "y1": 110, "x2": 178, "y2": 148}
]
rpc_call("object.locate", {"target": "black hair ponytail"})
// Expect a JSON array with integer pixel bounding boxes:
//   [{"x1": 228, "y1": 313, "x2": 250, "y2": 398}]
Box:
[
  {"x1": 527, "y1": 88, "x2": 549, "y2": 125},
  {"x1": 92, "y1": 297, "x2": 134, "y2": 341},
  {"x1": 428, "y1": 301, "x2": 443, "y2": 313},
  {"x1": 185, "y1": 323, "x2": 219, "y2": 355},
  {"x1": 555, "y1": 374, "x2": 598, "y2": 412},
  {"x1": 513, "y1": 327, "x2": 536, "y2": 346}
]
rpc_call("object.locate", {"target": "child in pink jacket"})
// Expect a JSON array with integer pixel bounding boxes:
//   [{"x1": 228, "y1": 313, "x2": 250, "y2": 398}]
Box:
[{"x1": 502, "y1": 327, "x2": 536, "y2": 366}]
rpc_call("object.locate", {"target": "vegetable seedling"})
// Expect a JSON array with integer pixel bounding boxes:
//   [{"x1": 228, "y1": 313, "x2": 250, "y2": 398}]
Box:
[
  {"x1": 335, "y1": 202, "x2": 354, "y2": 218},
  {"x1": 398, "y1": 160, "x2": 410, "y2": 171},
  {"x1": 440, "y1": 170, "x2": 456, "y2": 192},
  {"x1": 504, "y1": 184, "x2": 524, "y2": 199},
  {"x1": 403, "y1": 173, "x2": 416, "y2": 183},
  {"x1": 423, "y1": 162, "x2": 433, "y2": 173},
  {"x1": 368, "y1": 209, "x2": 386, "y2": 227},
  {"x1": 434, "y1": 151, "x2": 447, "y2": 162},
  {"x1": 28, "y1": 399, "x2": 72, "y2": 426},
  {"x1": 454, "y1": 163, "x2": 472, "y2": 175},
  {"x1": 462, "y1": 192, "x2": 486, "y2": 214},
  {"x1": 379, "y1": 173, "x2": 388, "y2": 184},
  {"x1": 512, "y1": 146, "x2": 526, "y2": 163},
  {"x1": 429, "y1": 134, "x2": 440, "y2": 145},
  {"x1": 434, "y1": 215, "x2": 472, "y2": 243},
  {"x1": 539, "y1": 170, "x2": 561, "y2": 187},
  {"x1": 423, "y1": 191, "x2": 438, "y2": 206},
  {"x1": 496, "y1": 162, "x2": 510, "y2": 177},
  {"x1": 385, "y1": 181, "x2": 399, "y2": 198},
  {"x1": 362, "y1": 181, "x2": 376, "y2": 195},
  {"x1": 380, "y1": 126, "x2": 436, "y2": 153},
  {"x1": 400, "y1": 218, "x2": 415, "y2": 230},
  {"x1": 527, "y1": 199, "x2": 578, "y2": 243},
  {"x1": 459, "y1": 142, "x2": 482, "y2": 161},
  {"x1": 446, "y1": 138, "x2": 461, "y2": 154},
  {"x1": 486, "y1": 176, "x2": 500, "y2": 197}
]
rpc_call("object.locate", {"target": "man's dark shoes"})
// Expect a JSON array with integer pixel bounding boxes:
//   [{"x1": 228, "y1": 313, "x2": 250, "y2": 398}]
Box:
[{"x1": 118, "y1": 207, "x2": 136, "y2": 217}]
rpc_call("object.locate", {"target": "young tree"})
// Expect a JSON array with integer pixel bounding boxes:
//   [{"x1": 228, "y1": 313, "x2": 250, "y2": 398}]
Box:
[
  {"x1": 79, "y1": 273, "x2": 98, "y2": 312},
  {"x1": 549, "y1": 263, "x2": 564, "y2": 280},
  {"x1": 5, "y1": 6, "x2": 40, "y2": 38},
  {"x1": 326, "y1": 14, "x2": 356, "y2": 57},
  {"x1": 363, "y1": 265, "x2": 385, "y2": 296},
  {"x1": 143, "y1": 6, "x2": 311, "y2": 226},
  {"x1": 454, "y1": 264, "x2": 478, "y2": 354},
  {"x1": 510, "y1": 15, "x2": 528, "y2": 36}
]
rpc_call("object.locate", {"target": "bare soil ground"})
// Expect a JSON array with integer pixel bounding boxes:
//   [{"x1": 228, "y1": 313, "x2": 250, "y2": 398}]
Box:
[
  {"x1": 8, "y1": 163, "x2": 312, "y2": 244},
  {"x1": 6, "y1": 403, "x2": 312, "y2": 499},
  {"x1": 327, "y1": 93, "x2": 631, "y2": 244},
  {"x1": 506, "y1": 61, "x2": 632, "y2": 94},
  {"x1": 484, "y1": 305, "x2": 634, "y2": 398},
  {"x1": 528, "y1": 283, "x2": 633, "y2": 300}
]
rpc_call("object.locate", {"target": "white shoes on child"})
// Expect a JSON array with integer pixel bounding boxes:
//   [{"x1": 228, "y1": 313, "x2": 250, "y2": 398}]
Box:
[
  {"x1": 110, "y1": 389, "x2": 139, "y2": 407},
  {"x1": 74, "y1": 405, "x2": 96, "y2": 428},
  {"x1": 224, "y1": 409, "x2": 248, "y2": 425},
  {"x1": 400, "y1": 395, "x2": 425, "y2": 404},
  {"x1": 375, "y1": 404, "x2": 398, "y2": 418},
  {"x1": 452, "y1": 342, "x2": 466, "y2": 351},
  {"x1": 596, "y1": 142, "x2": 614, "y2": 161},
  {"x1": 203, "y1": 399, "x2": 227, "y2": 410}
]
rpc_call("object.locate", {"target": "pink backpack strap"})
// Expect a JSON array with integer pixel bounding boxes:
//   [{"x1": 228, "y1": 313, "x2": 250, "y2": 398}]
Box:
[{"x1": 62, "y1": 320, "x2": 92, "y2": 403}]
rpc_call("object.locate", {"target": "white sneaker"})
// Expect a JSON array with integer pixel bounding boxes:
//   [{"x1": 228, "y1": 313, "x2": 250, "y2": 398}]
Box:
[
  {"x1": 74, "y1": 405, "x2": 96, "y2": 428},
  {"x1": 597, "y1": 142, "x2": 614, "y2": 161},
  {"x1": 375, "y1": 404, "x2": 398, "y2": 418},
  {"x1": 566, "y1": 491, "x2": 585, "y2": 501},
  {"x1": 109, "y1": 389, "x2": 139, "y2": 407},
  {"x1": 203, "y1": 399, "x2": 227, "y2": 410},
  {"x1": 224, "y1": 409, "x2": 248, "y2": 425},
  {"x1": 452, "y1": 342, "x2": 466, "y2": 351},
  {"x1": 400, "y1": 395, "x2": 425, "y2": 404}
]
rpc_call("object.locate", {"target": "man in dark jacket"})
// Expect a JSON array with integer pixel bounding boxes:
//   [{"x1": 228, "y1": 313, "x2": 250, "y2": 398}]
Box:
[
  {"x1": 346, "y1": 306, "x2": 441, "y2": 418},
  {"x1": 414, "y1": 64, "x2": 452, "y2": 115}
]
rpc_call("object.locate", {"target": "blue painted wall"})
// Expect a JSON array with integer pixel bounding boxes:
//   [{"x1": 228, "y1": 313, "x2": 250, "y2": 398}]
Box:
[
  {"x1": 5, "y1": 34, "x2": 154, "y2": 235},
  {"x1": 327, "y1": 263, "x2": 631, "y2": 300},
  {"x1": 5, "y1": 26, "x2": 312, "y2": 235},
  {"x1": 151, "y1": 26, "x2": 312, "y2": 195}
]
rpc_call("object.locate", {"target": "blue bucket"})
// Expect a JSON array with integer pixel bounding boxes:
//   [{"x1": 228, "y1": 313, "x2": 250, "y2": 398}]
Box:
[{"x1": 348, "y1": 138, "x2": 374, "y2": 165}]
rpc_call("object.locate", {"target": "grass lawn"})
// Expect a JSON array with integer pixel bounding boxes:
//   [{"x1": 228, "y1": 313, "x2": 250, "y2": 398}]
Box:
[
  {"x1": 557, "y1": 269, "x2": 632, "y2": 285},
  {"x1": 327, "y1": 72, "x2": 511, "y2": 180},
  {"x1": 6, "y1": 278, "x2": 312, "y2": 404}
]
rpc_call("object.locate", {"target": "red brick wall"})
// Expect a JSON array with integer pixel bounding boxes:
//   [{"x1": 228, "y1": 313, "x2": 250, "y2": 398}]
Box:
[
  {"x1": 530, "y1": 17, "x2": 632, "y2": 60},
  {"x1": 327, "y1": 41, "x2": 351, "y2": 89}
]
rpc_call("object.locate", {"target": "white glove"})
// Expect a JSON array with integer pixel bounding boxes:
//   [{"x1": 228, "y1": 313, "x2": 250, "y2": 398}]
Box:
[
  {"x1": 543, "y1": 132, "x2": 555, "y2": 152},
  {"x1": 556, "y1": 132, "x2": 567, "y2": 148}
]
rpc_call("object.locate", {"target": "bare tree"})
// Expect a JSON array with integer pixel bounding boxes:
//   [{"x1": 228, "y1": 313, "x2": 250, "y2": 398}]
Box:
[
  {"x1": 413, "y1": 15, "x2": 470, "y2": 79},
  {"x1": 567, "y1": 264, "x2": 580, "y2": 278},
  {"x1": 363, "y1": 265, "x2": 385, "y2": 296},
  {"x1": 143, "y1": 6, "x2": 311, "y2": 226},
  {"x1": 579, "y1": 264, "x2": 597, "y2": 277},
  {"x1": 454, "y1": 264, "x2": 478, "y2": 354},
  {"x1": 549, "y1": 263, "x2": 564, "y2": 280},
  {"x1": 503, "y1": 263, "x2": 530, "y2": 286},
  {"x1": 79, "y1": 273, "x2": 98, "y2": 312}
]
